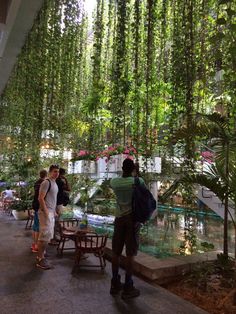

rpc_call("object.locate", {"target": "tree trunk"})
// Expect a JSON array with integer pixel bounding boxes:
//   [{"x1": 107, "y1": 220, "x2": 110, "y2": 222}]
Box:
[{"x1": 223, "y1": 141, "x2": 229, "y2": 256}]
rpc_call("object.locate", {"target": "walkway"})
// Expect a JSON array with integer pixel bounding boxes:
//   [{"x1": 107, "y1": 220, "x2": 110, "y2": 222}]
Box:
[{"x1": 0, "y1": 213, "x2": 208, "y2": 314}]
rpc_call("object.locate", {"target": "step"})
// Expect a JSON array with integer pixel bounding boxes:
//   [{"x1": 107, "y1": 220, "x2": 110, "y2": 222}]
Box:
[{"x1": 104, "y1": 239, "x2": 221, "y2": 284}]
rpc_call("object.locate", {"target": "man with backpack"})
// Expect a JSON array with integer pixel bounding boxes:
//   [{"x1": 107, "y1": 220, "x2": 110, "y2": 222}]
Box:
[
  {"x1": 36, "y1": 164, "x2": 59, "y2": 270},
  {"x1": 31, "y1": 169, "x2": 47, "y2": 253},
  {"x1": 110, "y1": 158, "x2": 145, "y2": 300}
]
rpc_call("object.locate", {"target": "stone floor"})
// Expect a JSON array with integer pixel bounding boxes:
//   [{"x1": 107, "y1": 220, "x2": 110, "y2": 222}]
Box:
[{"x1": 0, "y1": 213, "x2": 208, "y2": 314}]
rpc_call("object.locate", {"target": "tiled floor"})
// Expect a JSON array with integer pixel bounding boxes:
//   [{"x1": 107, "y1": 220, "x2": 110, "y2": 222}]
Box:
[{"x1": 0, "y1": 213, "x2": 208, "y2": 314}]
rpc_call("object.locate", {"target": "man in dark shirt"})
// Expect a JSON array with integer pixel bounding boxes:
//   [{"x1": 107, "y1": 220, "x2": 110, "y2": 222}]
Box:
[
  {"x1": 56, "y1": 168, "x2": 70, "y2": 211},
  {"x1": 50, "y1": 168, "x2": 71, "y2": 243}
]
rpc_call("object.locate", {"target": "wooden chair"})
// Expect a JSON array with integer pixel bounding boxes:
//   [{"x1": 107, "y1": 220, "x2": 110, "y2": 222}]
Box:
[
  {"x1": 73, "y1": 233, "x2": 108, "y2": 272},
  {"x1": 57, "y1": 218, "x2": 80, "y2": 256},
  {"x1": 0, "y1": 197, "x2": 4, "y2": 211},
  {"x1": 3, "y1": 199, "x2": 14, "y2": 215},
  {"x1": 25, "y1": 209, "x2": 34, "y2": 230}
]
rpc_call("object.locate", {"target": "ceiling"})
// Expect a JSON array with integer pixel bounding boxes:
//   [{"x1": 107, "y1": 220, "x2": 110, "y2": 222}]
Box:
[{"x1": 0, "y1": 0, "x2": 44, "y2": 95}]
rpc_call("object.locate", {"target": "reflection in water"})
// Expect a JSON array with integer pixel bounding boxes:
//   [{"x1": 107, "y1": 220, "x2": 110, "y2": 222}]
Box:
[
  {"x1": 94, "y1": 205, "x2": 234, "y2": 259},
  {"x1": 139, "y1": 205, "x2": 234, "y2": 258}
]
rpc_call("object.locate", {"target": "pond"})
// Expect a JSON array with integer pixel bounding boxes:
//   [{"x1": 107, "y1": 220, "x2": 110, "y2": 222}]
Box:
[
  {"x1": 65, "y1": 204, "x2": 234, "y2": 259},
  {"x1": 91, "y1": 205, "x2": 235, "y2": 259},
  {"x1": 140, "y1": 205, "x2": 234, "y2": 258}
]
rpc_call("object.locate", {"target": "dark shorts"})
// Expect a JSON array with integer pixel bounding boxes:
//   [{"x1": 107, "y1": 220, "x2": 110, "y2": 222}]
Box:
[
  {"x1": 112, "y1": 214, "x2": 141, "y2": 257},
  {"x1": 32, "y1": 211, "x2": 39, "y2": 232}
]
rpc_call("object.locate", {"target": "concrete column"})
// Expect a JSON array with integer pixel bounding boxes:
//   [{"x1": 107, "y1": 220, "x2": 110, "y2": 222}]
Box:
[{"x1": 0, "y1": 0, "x2": 9, "y2": 25}]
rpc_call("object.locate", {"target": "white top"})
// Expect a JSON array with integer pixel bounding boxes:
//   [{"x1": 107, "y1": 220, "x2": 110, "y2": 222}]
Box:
[{"x1": 2, "y1": 189, "x2": 15, "y2": 200}]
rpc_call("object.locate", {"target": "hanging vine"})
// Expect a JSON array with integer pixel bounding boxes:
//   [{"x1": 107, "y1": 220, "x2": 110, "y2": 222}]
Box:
[{"x1": 0, "y1": 0, "x2": 234, "y2": 174}]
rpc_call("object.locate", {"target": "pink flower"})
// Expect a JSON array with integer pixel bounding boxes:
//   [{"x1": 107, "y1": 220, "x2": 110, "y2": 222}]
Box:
[
  {"x1": 201, "y1": 151, "x2": 214, "y2": 163},
  {"x1": 78, "y1": 150, "x2": 88, "y2": 156},
  {"x1": 126, "y1": 155, "x2": 134, "y2": 160},
  {"x1": 130, "y1": 147, "x2": 137, "y2": 154}
]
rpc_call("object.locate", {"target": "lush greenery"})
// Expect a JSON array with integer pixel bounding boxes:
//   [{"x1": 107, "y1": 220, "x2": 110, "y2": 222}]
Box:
[
  {"x1": 0, "y1": 1, "x2": 235, "y2": 258},
  {"x1": 160, "y1": 112, "x2": 236, "y2": 257},
  {"x1": 0, "y1": 0, "x2": 235, "y2": 174}
]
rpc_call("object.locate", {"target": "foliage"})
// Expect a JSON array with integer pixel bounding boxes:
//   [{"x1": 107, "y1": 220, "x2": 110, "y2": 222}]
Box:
[
  {"x1": 201, "y1": 242, "x2": 215, "y2": 252},
  {"x1": 73, "y1": 175, "x2": 97, "y2": 209},
  {"x1": 72, "y1": 144, "x2": 137, "y2": 161},
  {"x1": 160, "y1": 112, "x2": 236, "y2": 257},
  {"x1": 11, "y1": 199, "x2": 32, "y2": 212},
  {"x1": 187, "y1": 262, "x2": 215, "y2": 291},
  {"x1": 186, "y1": 253, "x2": 236, "y2": 292},
  {"x1": 0, "y1": 0, "x2": 235, "y2": 196},
  {"x1": 216, "y1": 253, "x2": 235, "y2": 278},
  {"x1": 179, "y1": 221, "x2": 197, "y2": 256},
  {"x1": 0, "y1": 0, "x2": 235, "y2": 170},
  {"x1": 90, "y1": 198, "x2": 116, "y2": 216}
]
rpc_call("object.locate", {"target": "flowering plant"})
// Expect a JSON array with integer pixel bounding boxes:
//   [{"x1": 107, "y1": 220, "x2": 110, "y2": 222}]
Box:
[
  {"x1": 96, "y1": 144, "x2": 137, "y2": 161},
  {"x1": 201, "y1": 151, "x2": 214, "y2": 163},
  {"x1": 72, "y1": 145, "x2": 138, "y2": 162},
  {"x1": 72, "y1": 150, "x2": 97, "y2": 161}
]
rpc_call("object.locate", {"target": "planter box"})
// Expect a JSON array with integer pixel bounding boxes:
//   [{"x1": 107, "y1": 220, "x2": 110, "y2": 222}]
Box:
[
  {"x1": 12, "y1": 210, "x2": 29, "y2": 220},
  {"x1": 68, "y1": 161, "x2": 82, "y2": 174},
  {"x1": 82, "y1": 160, "x2": 96, "y2": 174},
  {"x1": 97, "y1": 157, "x2": 107, "y2": 173},
  {"x1": 68, "y1": 160, "x2": 96, "y2": 174},
  {"x1": 116, "y1": 154, "x2": 127, "y2": 172},
  {"x1": 107, "y1": 156, "x2": 117, "y2": 172}
]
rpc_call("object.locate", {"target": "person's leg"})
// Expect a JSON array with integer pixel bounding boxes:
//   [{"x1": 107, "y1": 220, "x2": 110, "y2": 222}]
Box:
[
  {"x1": 121, "y1": 218, "x2": 141, "y2": 299},
  {"x1": 33, "y1": 231, "x2": 39, "y2": 249},
  {"x1": 36, "y1": 212, "x2": 53, "y2": 270},
  {"x1": 110, "y1": 252, "x2": 123, "y2": 295},
  {"x1": 37, "y1": 240, "x2": 47, "y2": 259},
  {"x1": 110, "y1": 217, "x2": 125, "y2": 295},
  {"x1": 112, "y1": 253, "x2": 120, "y2": 279},
  {"x1": 31, "y1": 230, "x2": 36, "y2": 250},
  {"x1": 32, "y1": 212, "x2": 39, "y2": 252},
  {"x1": 125, "y1": 255, "x2": 134, "y2": 283}
]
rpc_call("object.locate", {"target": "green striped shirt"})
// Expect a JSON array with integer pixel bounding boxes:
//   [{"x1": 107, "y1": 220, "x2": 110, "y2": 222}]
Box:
[{"x1": 110, "y1": 176, "x2": 145, "y2": 217}]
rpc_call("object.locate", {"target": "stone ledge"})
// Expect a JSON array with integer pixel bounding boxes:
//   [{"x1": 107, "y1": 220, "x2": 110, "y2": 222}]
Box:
[{"x1": 105, "y1": 239, "x2": 221, "y2": 283}]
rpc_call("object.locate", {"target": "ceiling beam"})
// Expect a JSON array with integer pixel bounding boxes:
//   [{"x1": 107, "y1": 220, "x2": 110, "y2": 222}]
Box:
[{"x1": 0, "y1": 0, "x2": 44, "y2": 95}]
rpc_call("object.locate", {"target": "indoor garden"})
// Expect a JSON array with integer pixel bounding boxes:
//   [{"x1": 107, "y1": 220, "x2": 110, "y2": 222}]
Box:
[
  {"x1": 0, "y1": 0, "x2": 235, "y2": 258},
  {"x1": 0, "y1": 0, "x2": 236, "y2": 312}
]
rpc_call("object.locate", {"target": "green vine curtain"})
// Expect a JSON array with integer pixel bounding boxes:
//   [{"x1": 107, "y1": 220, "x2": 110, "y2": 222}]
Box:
[{"x1": 0, "y1": 0, "x2": 235, "y2": 171}]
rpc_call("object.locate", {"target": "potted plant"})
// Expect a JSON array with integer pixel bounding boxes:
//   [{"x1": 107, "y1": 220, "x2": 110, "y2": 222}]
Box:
[{"x1": 11, "y1": 199, "x2": 32, "y2": 220}]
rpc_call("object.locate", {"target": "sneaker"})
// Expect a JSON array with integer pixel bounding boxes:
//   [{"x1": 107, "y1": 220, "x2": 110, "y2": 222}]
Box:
[
  {"x1": 110, "y1": 275, "x2": 123, "y2": 296},
  {"x1": 44, "y1": 251, "x2": 49, "y2": 258},
  {"x1": 31, "y1": 244, "x2": 38, "y2": 253},
  {"x1": 36, "y1": 258, "x2": 52, "y2": 270},
  {"x1": 121, "y1": 284, "x2": 140, "y2": 300}
]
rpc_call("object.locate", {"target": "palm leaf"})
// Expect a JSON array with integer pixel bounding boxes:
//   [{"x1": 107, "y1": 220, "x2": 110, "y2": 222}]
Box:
[{"x1": 160, "y1": 171, "x2": 226, "y2": 203}]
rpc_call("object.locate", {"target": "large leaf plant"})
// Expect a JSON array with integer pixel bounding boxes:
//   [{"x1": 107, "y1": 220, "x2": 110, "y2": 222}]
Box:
[{"x1": 160, "y1": 111, "x2": 236, "y2": 258}]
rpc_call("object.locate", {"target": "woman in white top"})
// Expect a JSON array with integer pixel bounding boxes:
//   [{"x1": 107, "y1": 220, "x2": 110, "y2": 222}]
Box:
[{"x1": 1, "y1": 187, "x2": 15, "y2": 200}]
